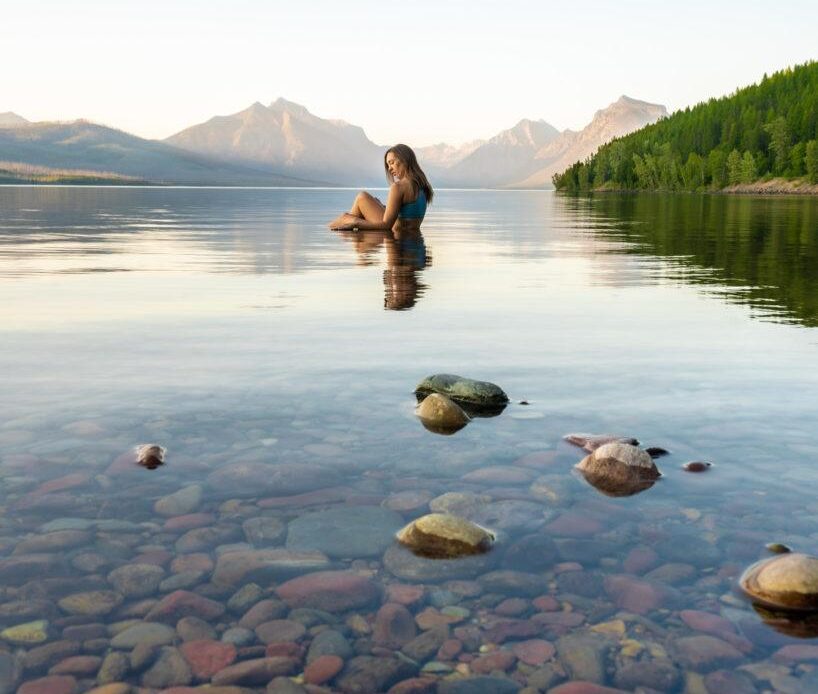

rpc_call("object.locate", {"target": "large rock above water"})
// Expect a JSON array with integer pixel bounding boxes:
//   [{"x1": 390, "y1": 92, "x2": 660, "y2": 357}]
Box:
[
  {"x1": 740, "y1": 553, "x2": 818, "y2": 610},
  {"x1": 575, "y1": 442, "x2": 660, "y2": 497},
  {"x1": 397, "y1": 514, "x2": 494, "y2": 559},
  {"x1": 206, "y1": 462, "x2": 341, "y2": 498},
  {"x1": 414, "y1": 374, "x2": 509, "y2": 414},
  {"x1": 286, "y1": 506, "x2": 404, "y2": 558}
]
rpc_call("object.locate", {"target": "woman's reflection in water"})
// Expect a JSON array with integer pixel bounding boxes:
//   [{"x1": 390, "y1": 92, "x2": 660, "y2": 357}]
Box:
[
  {"x1": 383, "y1": 227, "x2": 430, "y2": 310},
  {"x1": 333, "y1": 224, "x2": 431, "y2": 310}
]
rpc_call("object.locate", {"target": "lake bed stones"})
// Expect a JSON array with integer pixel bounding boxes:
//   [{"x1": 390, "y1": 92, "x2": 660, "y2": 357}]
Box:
[
  {"x1": 740, "y1": 552, "x2": 818, "y2": 610},
  {"x1": 575, "y1": 442, "x2": 660, "y2": 497},
  {"x1": 396, "y1": 513, "x2": 494, "y2": 559},
  {"x1": 414, "y1": 374, "x2": 509, "y2": 415},
  {"x1": 415, "y1": 393, "x2": 470, "y2": 435}
]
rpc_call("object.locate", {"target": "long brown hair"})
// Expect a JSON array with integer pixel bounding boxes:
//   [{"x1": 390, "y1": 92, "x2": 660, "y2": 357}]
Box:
[{"x1": 384, "y1": 144, "x2": 434, "y2": 204}]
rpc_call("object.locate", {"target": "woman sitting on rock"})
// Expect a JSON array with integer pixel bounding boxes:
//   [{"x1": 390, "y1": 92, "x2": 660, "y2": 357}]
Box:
[{"x1": 329, "y1": 144, "x2": 433, "y2": 232}]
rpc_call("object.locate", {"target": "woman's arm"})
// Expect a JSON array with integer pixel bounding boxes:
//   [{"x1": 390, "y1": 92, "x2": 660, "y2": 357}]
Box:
[{"x1": 349, "y1": 184, "x2": 402, "y2": 230}]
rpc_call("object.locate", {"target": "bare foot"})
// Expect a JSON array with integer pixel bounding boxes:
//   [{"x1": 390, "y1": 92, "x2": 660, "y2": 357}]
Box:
[{"x1": 329, "y1": 213, "x2": 363, "y2": 230}]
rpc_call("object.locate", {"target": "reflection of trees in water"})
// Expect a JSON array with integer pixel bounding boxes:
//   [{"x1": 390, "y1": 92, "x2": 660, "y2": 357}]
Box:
[{"x1": 568, "y1": 194, "x2": 818, "y2": 327}]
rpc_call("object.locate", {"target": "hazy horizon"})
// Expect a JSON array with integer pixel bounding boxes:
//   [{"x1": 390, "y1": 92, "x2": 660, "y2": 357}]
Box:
[{"x1": 3, "y1": 0, "x2": 817, "y2": 148}]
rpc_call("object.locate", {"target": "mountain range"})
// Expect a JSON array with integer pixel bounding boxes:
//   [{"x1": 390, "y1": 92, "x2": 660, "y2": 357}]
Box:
[{"x1": 0, "y1": 96, "x2": 667, "y2": 188}]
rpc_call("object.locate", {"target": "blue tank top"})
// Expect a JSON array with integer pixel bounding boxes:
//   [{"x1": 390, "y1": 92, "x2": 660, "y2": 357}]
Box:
[{"x1": 399, "y1": 189, "x2": 427, "y2": 219}]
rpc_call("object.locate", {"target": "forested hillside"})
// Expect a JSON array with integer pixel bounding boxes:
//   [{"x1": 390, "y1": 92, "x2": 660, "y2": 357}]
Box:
[{"x1": 554, "y1": 62, "x2": 818, "y2": 192}]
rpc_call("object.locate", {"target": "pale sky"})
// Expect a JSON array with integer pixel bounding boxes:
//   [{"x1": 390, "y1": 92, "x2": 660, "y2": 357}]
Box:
[{"x1": 3, "y1": 0, "x2": 816, "y2": 147}]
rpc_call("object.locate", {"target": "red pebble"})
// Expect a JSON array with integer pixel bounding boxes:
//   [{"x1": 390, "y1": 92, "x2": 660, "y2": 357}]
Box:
[{"x1": 304, "y1": 654, "x2": 344, "y2": 685}]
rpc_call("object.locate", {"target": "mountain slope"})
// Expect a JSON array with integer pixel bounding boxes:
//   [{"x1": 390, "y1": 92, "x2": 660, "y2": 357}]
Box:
[
  {"x1": 0, "y1": 112, "x2": 29, "y2": 128},
  {"x1": 512, "y1": 96, "x2": 667, "y2": 188},
  {"x1": 0, "y1": 120, "x2": 319, "y2": 186},
  {"x1": 166, "y1": 98, "x2": 385, "y2": 186},
  {"x1": 436, "y1": 119, "x2": 560, "y2": 188}
]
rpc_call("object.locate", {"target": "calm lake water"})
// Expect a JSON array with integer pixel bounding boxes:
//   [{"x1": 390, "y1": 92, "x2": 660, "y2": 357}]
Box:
[{"x1": 1, "y1": 186, "x2": 818, "y2": 692}]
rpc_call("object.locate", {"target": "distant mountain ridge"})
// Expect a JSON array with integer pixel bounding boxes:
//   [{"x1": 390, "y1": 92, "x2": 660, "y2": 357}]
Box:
[
  {"x1": 0, "y1": 120, "x2": 319, "y2": 186},
  {"x1": 165, "y1": 98, "x2": 385, "y2": 186},
  {"x1": 0, "y1": 95, "x2": 667, "y2": 187}
]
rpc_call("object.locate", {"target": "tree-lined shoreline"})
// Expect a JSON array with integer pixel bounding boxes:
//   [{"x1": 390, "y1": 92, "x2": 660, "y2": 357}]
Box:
[{"x1": 554, "y1": 62, "x2": 818, "y2": 194}]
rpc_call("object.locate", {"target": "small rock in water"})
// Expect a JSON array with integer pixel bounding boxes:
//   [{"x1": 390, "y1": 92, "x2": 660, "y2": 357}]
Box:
[
  {"x1": 740, "y1": 552, "x2": 818, "y2": 610},
  {"x1": 645, "y1": 446, "x2": 670, "y2": 458},
  {"x1": 415, "y1": 393, "x2": 470, "y2": 435},
  {"x1": 414, "y1": 373, "x2": 509, "y2": 415},
  {"x1": 766, "y1": 543, "x2": 792, "y2": 555},
  {"x1": 563, "y1": 432, "x2": 639, "y2": 452},
  {"x1": 682, "y1": 460, "x2": 712, "y2": 472},
  {"x1": 575, "y1": 442, "x2": 660, "y2": 497},
  {"x1": 397, "y1": 513, "x2": 494, "y2": 559},
  {"x1": 135, "y1": 443, "x2": 166, "y2": 470}
]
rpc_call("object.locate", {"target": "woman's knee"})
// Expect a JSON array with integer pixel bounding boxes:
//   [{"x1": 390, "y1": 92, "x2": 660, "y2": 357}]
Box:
[{"x1": 357, "y1": 190, "x2": 373, "y2": 201}]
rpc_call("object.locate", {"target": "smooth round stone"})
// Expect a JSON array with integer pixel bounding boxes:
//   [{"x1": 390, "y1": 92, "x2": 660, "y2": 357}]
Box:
[
  {"x1": 255, "y1": 619, "x2": 307, "y2": 644},
  {"x1": 397, "y1": 514, "x2": 494, "y2": 559},
  {"x1": 471, "y1": 500, "x2": 550, "y2": 531},
  {"x1": 286, "y1": 506, "x2": 404, "y2": 558},
  {"x1": 222, "y1": 627, "x2": 256, "y2": 646},
  {"x1": 430, "y1": 492, "x2": 492, "y2": 518},
  {"x1": 179, "y1": 639, "x2": 237, "y2": 680},
  {"x1": 383, "y1": 491, "x2": 433, "y2": 513},
  {"x1": 306, "y1": 629, "x2": 353, "y2": 664},
  {"x1": 177, "y1": 616, "x2": 217, "y2": 642},
  {"x1": 303, "y1": 654, "x2": 344, "y2": 685},
  {"x1": 462, "y1": 467, "x2": 535, "y2": 485},
  {"x1": 154, "y1": 484, "x2": 202, "y2": 516},
  {"x1": 12, "y1": 530, "x2": 93, "y2": 554},
  {"x1": 141, "y1": 646, "x2": 192, "y2": 688},
  {"x1": 212, "y1": 548, "x2": 331, "y2": 588},
  {"x1": 383, "y1": 544, "x2": 495, "y2": 582},
  {"x1": 275, "y1": 571, "x2": 380, "y2": 612},
  {"x1": 17, "y1": 675, "x2": 78, "y2": 694},
  {"x1": 575, "y1": 442, "x2": 660, "y2": 497},
  {"x1": 242, "y1": 517, "x2": 287, "y2": 546},
  {"x1": 740, "y1": 552, "x2": 818, "y2": 610},
  {"x1": 110, "y1": 622, "x2": 176, "y2": 648},
  {"x1": 415, "y1": 393, "x2": 470, "y2": 435},
  {"x1": 107, "y1": 564, "x2": 165, "y2": 598},
  {"x1": 58, "y1": 591, "x2": 122, "y2": 616},
  {"x1": 437, "y1": 675, "x2": 522, "y2": 694},
  {"x1": 0, "y1": 619, "x2": 49, "y2": 644},
  {"x1": 206, "y1": 462, "x2": 341, "y2": 498}
]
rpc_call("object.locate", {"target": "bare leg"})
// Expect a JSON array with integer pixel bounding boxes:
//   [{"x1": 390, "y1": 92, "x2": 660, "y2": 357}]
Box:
[{"x1": 349, "y1": 191, "x2": 386, "y2": 223}]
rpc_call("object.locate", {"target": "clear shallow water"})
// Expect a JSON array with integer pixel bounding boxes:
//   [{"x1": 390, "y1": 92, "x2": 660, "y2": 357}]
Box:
[{"x1": 1, "y1": 186, "x2": 818, "y2": 692}]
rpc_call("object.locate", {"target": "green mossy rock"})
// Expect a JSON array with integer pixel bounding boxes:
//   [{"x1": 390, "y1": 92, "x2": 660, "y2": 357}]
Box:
[{"x1": 414, "y1": 374, "x2": 508, "y2": 415}]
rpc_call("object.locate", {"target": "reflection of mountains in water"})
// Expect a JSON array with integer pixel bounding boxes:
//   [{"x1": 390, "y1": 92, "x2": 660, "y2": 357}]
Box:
[{"x1": 575, "y1": 194, "x2": 818, "y2": 328}]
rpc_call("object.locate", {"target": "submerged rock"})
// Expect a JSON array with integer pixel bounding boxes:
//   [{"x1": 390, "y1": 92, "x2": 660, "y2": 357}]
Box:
[
  {"x1": 682, "y1": 461, "x2": 712, "y2": 473},
  {"x1": 414, "y1": 374, "x2": 508, "y2": 415},
  {"x1": 740, "y1": 552, "x2": 818, "y2": 610},
  {"x1": 415, "y1": 393, "x2": 470, "y2": 435},
  {"x1": 206, "y1": 462, "x2": 341, "y2": 498},
  {"x1": 383, "y1": 544, "x2": 495, "y2": 582},
  {"x1": 396, "y1": 513, "x2": 494, "y2": 559},
  {"x1": 564, "y1": 433, "x2": 639, "y2": 452},
  {"x1": 286, "y1": 506, "x2": 404, "y2": 558},
  {"x1": 575, "y1": 442, "x2": 660, "y2": 497}
]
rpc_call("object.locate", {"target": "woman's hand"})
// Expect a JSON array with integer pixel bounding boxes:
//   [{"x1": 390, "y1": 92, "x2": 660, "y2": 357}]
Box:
[{"x1": 328, "y1": 213, "x2": 363, "y2": 230}]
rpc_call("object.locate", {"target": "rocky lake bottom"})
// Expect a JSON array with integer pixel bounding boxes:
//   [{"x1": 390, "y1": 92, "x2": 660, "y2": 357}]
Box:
[{"x1": 2, "y1": 187, "x2": 818, "y2": 693}]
